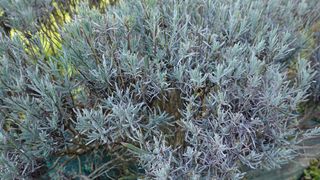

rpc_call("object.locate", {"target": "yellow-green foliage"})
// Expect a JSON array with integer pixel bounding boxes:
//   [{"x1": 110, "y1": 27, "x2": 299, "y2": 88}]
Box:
[
  {"x1": 5, "y1": 0, "x2": 113, "y2": 57},
  {"x1": 303, "y1": 159, "x2": 320, "y2": 180}
]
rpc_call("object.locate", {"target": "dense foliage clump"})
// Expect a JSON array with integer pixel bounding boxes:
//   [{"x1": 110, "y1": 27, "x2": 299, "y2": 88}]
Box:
[{"x1": 1, "y1": 0, "x2": 320, "y2": 179}]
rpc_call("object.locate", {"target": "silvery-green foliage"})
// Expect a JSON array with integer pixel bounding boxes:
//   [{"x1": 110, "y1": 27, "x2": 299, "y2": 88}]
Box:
[{"x1": 1, "y1": 0, "x2": 320, "y2": 179}]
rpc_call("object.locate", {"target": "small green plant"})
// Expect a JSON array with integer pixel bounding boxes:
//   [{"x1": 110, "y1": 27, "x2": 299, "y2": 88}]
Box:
[{"x1": 302, "y1": 159, "x2": 320, "y2": 180}]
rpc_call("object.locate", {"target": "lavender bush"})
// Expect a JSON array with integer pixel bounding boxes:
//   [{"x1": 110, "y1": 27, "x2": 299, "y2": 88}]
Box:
[{"x1": 1, "y1": 0, "x2": 320, "y2": 179}]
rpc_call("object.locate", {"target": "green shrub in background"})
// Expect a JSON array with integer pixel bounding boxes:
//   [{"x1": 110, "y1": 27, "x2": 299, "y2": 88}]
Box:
[
  {"x1": 1, "y1": 0, "x2": 320, "y2": 179},
  {"x1": 0, "y1": 0, "x2": 117, "y2": 57}
]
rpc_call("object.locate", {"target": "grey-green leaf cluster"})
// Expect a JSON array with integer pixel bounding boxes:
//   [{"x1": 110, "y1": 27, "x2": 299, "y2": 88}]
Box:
[{"x1": 1, "y1": 0, "x2": 320, "y2": 179}]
